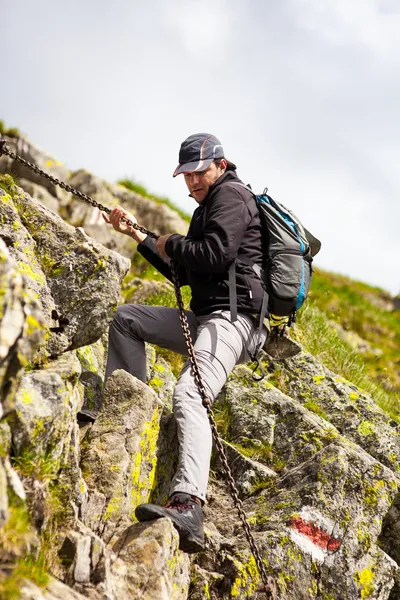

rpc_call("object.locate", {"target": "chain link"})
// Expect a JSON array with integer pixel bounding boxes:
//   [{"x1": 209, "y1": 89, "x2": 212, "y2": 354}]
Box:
[{"x1": 0, "y1": 138, "x2": 276, "y2": 599}]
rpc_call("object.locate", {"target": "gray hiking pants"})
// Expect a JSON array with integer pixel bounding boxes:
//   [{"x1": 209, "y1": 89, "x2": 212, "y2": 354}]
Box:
[{"x1": 105, "y1": 304, "x2": 268, "y2": 503}]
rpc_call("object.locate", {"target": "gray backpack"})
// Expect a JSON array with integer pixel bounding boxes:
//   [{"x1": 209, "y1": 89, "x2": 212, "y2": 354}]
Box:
[{"x1": 229, "y1": 184, "x2": 321, "y2": 326}]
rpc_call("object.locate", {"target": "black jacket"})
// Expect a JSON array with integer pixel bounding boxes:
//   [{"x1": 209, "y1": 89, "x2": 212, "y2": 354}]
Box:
[{"x1": 137, "y1": 170, "x2": 265, "y2": 316}]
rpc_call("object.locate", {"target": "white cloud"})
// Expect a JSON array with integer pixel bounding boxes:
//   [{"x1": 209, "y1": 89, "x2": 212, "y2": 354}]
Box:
[
  {"x1": 293, "y1": 0, "x2": 400, "y2": 57},
  {"x1": 160, "y1": 0, "x2": 233, "y2": 58},
  {"x1": 1, "y1": 0, "x2": 399, "y2": 293}
]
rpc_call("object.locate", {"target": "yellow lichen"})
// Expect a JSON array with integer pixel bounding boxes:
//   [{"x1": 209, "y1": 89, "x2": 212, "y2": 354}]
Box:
[
  {"x1": 131, "y1": 407, "x2": 160, "y2": 515},
  {"x1": 354, "y1": 565, "x2": 374, "y2": 598}
]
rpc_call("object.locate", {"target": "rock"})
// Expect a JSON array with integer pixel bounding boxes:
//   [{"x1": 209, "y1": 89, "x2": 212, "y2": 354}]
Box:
[
  {"x1": 18, "y1": 178, "x2": 60, "y2": 213},
  {"x1": 0, "y1": 133, "x2": 70, "y2": 201},
  {"x1": 19, "y1": 577, "x2": 89, "y2": 599},
  {"x1": 124, "y1": 277, "x2": 174, "y2": 304},
  {"x1": 220, "y1": 364, "x2": 340, "y2": 475},
  {"x1": 281, "y1": 351, "x2": 400, "y2": 475},
  {"x1": 13, "y1": 352, "x2": 82, "y2": 460},
  {"x1": 0, "y1": 183, "x2": 130, "y2": 354},
  {"x1": 243, "y1": 442, "x2": 398, "y2": 600},
  {"x1": 328, "y1": 320, "x2": 382, "y2": 356},
  {"x1": 80, "y1": 370, "x2": 163, "y2": 544},
  {"x1": 0, "y1": 460, "x2": 8, "y2": 527},
  {"x1": 110, "y1": 518, "x2": 190, "y2": 600},
  {"x1": 148, "y1": 356, "x2": 177, "y2": 410},
  {"x1": 0, "y1": 235, "x2": 45, "y2": 411},
  {"x1": 76, "y1": 336, "x2": 107, "y2": 417},
  {"x1": 68, "y1": 169, "x2": 188, "y2": 236},
  {"x1": 215, "y1": 440, "x2": 277, "y2": 498}
]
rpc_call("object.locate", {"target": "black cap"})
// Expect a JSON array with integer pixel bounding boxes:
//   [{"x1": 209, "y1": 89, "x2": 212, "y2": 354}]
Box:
[{"x1": 173, "y1": 133, "x2": 225, "y2": 177}]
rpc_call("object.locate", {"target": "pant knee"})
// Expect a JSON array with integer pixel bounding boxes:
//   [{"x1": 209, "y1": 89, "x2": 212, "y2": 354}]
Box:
[{"x1": 111, "y1": 304, "x2": 139, "y2": 336}]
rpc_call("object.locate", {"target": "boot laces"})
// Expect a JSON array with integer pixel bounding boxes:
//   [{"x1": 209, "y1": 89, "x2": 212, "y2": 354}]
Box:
[{"x1": 165, "y1": 495, "x2": 195, "y2": 513}]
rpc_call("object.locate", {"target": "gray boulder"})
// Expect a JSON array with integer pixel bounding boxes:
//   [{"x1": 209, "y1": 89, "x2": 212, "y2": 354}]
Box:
[
  {"x1": 80, "y1": 370, "x2": 163, "y2": 545},
  {"x1": 0, "y1": 183, "x2": 130, "y2": 355}
]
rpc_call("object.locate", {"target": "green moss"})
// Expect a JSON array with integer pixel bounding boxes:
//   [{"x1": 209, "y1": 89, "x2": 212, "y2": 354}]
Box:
[
  {"x1": 0, "y1": 496, "x2": 32, "y2": 556},
  {"x1": 102, "y1": 494, "x2": 122, "y2": 520},
  {"x1": 38, "y1": 253, "x2": 64, "y2": 277},
  {"x1": 303, "y1": 400, "x2": 329, "y2": 421},
  {"x1": 230, "y1": 440, "x2": 287, "y2": 473},
  {"x1": 357, "y1": 526, "x2": 372, "y2": 552},
  {"x1": 144, "y1": 285, "x2": 192, "y2": 310},
  {"x1": 357, "y1": 421, "x2": 375, "y2": 436},
  {"x1": 0, "y1": 174, "x2": 18, "y2": 196},
  {"x1": 76, "y1": 345, "x2": 98, "y2": 373}
]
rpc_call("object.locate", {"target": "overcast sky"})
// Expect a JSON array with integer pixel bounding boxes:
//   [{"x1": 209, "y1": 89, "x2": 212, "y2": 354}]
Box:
[{"x1": 2, "y1": 0, "x2": 399, "y2": 294}]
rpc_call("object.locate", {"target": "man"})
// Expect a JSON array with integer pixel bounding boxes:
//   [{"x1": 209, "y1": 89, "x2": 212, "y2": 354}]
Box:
[{"x1": 103, "y1": 133, "x2": 268, "y2": 553}]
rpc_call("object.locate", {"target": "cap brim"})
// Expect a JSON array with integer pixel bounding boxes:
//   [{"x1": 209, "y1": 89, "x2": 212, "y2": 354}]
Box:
[{"x1": 173, "y1": 158, "x2": 214, "y2": 178}]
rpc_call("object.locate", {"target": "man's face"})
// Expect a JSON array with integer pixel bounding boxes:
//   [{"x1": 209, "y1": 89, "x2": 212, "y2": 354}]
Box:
[{"x1": 184, "y1": 161, "x2": 226, "y2": 203}]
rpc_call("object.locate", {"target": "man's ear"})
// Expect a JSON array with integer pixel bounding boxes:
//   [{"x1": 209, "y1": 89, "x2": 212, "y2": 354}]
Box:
[{"x1": 219, "y1": 158, "x2": 227, "y2": 173}]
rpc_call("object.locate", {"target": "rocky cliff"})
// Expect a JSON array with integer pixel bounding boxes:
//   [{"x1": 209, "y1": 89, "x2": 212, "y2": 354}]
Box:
[{"x1": 0, "y1": 131, "x2": 399, "y2": 600}]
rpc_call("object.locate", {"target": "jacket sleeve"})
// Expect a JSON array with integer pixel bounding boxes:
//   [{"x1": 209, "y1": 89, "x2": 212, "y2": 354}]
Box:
[
  {"x1": 137, "y1": 236, "x2": 188, "y2": 286},
  {"x1": 164, "y1": 187, "x2": 251, "y2": 272}
]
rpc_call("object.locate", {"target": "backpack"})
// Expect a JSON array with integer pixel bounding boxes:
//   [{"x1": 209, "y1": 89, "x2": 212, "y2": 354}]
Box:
[{"x1": 229, "y1": 183, "x2": 321, "y2": 328}]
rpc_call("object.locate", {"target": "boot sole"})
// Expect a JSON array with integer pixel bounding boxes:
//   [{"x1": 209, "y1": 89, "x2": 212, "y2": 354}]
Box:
[{"x1": 135, "y1": 505, "x2": 204, "y2": 554}]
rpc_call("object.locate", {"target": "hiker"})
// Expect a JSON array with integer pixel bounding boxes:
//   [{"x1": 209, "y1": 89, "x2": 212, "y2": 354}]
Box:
[{"x1": 103, "y1": 133, "x2": 269, "y2": 553}]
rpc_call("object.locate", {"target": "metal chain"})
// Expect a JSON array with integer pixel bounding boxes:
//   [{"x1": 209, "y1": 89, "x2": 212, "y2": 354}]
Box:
[{"x1": 0, "y1": 138, "x2": 276, "y2": 599}]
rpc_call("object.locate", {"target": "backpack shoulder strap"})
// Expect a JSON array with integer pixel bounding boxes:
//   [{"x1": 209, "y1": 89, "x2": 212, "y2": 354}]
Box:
[{"x1": 228, "y1": 261, "x2": 238, "y2": 322}]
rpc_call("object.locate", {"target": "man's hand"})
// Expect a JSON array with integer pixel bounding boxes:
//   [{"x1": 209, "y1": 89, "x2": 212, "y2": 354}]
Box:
[
  {"x1": 156, "y1": 234, "x2": 172, "y2": 257},
  {"x1": 102, "y1": 206, "x2": 147, "y2": 243}
]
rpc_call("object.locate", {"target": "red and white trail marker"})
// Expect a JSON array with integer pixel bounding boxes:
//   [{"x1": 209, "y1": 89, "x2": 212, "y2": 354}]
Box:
[{"x1": 288, "y1": 506, "x2": 342, "y2": 563}]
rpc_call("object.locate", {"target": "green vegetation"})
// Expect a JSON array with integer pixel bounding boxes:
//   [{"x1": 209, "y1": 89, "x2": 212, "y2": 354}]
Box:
[
  {"x1": 0, "y1": 553, "x2": 49, "y2": 600},
  {"x1": 130, "y1": 251, "x2": 166, "y2": 281},
  {"x1": 12, "y1": 448, "x2": 59, "y2": 482},
  {"x1": 154, "y1": 346, "x2": 185, "y2": 379},
  {"x1": 302, "y1": 400, "x2": 328, "y2": 421},
  {"x1": 296, "y1": 268, "x2": 400, "y2": 418},
  {"x1": 0, "y1": 491, "x2": 49, "y2": 600},
  {"x1": 231, "y1": 440, "x2": 286, "y2": 473},
  {"x1": 0, "y1": 174, "x2": 18, "y2": 195},
  {"x1": 142, "y1": 284, "x2": 192, "y2": 310},
  {"x1": 118, "y1": 178, "x2": 191, "y2": 223},
  {"x1": 0, "y1": 120, "x2": 20, "y2": 139}
]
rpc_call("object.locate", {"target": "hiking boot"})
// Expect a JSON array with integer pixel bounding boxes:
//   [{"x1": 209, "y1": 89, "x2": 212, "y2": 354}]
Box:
[
  {"x1": 77, "y1": 408, "x2": 97, "y2": 423},
  {"x1": 135, "y1": 492, "x2": 204, "y2": 554}
]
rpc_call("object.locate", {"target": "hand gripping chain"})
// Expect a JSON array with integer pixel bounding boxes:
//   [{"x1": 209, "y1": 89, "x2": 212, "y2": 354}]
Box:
[{"x1": 0, "y1": 137, "x2": 277, "y2": 599}]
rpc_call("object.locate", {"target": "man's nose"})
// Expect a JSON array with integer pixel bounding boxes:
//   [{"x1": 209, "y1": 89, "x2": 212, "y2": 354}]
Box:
[{"x1": 191, "y1": 173, "x2": 201, "y2": 185}]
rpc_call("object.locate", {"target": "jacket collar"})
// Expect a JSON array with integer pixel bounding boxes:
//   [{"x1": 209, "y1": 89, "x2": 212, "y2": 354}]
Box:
[{"x1": 199, "y1": 170, "x2": 241, "y2": 206}]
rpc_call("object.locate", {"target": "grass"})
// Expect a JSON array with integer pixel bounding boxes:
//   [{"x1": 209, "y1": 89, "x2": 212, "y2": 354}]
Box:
[
  {"x1": 0, "y1": 120, "x2": 20, "y2": 138},
  {"x1": 0, "y1": 174, "x2": 18, "y2": 195},
  {"x1": 11, "y1": 448, "x2": 59, "y2": 483},
  {"x1": 296, "y1": 298, "x2": 399, "y2": 420},
  {"x1": 118, "y1": 178, "x2": 191, "y2": 223},
  {"x1": 130, "y1": 251, "x2": 166, "y2": 281},
  {"x1": 230, "y1": 440, "x2": 286, "y2": 473},
  {"x1": 0, "y1": 553, "x2": 49, "y2": 600},
  {"x1": 142, "y1": 284, "x2": 192, "y2": 310}
]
